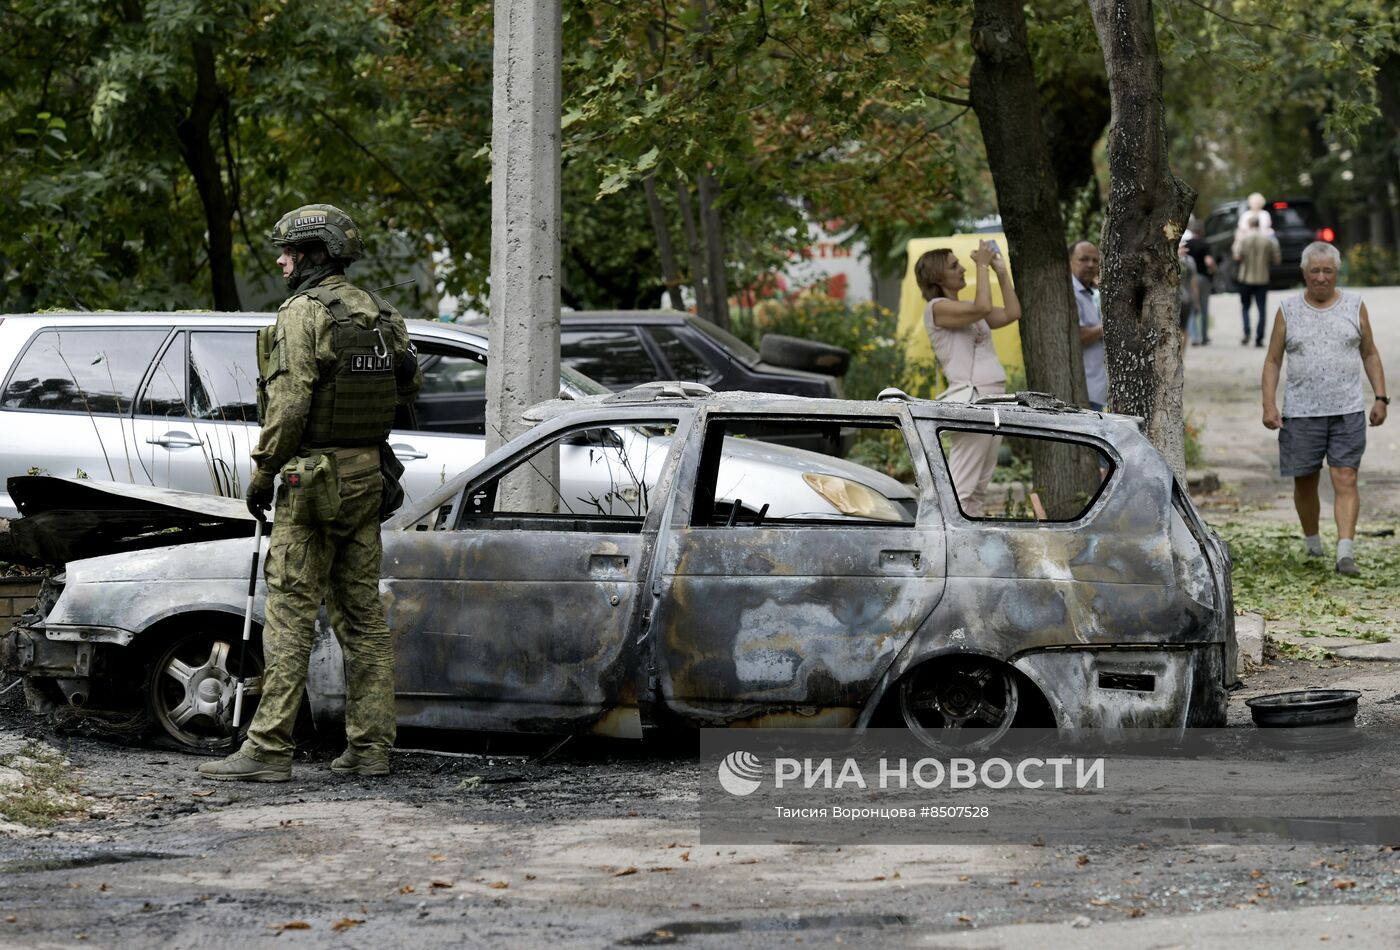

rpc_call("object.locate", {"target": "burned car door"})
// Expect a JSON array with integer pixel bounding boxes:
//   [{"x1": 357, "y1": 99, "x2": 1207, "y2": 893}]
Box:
[
  {"x1": 647, "y1": 409, "x2": 946, "y2": 727},
  {"x1": 915, "y1": 414, "x2": 1227, "y2": 729},
  {"x1": 379, "y1": 417, "x2": 684, "y2": 738}
]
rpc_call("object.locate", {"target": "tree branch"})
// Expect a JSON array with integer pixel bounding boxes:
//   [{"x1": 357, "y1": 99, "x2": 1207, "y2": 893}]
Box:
[{"x1": 311, "y1": 106, "x2": 454, "y2": 246}]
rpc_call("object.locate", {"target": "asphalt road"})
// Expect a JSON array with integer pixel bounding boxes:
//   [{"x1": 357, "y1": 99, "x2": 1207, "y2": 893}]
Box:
[{"x1": 3, "y1": 651, "x2": 1400, "y2": 949}]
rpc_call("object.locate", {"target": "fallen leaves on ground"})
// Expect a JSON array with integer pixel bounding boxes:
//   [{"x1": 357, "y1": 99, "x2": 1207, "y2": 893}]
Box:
[
  {"x1": 1076, "y1": 855, "x2": 1090, "y2": 866},
  {"x1": 1333, "y1": 880, "x2": 1357, "y2": 890},
  {"x1": 612, "y1": 866, "x2": 639, "y2": 877},
  {"x1": 269, "y1": 921, "x2": 311, "y2": 933},
  {"x1": 429, "y1": 880, "x2": 454, "y2": 889},
  {"x1": 487, "y1": 881, "x2": 509, "y2": 889},
  {"x1": 331, "y1": 919, "x2": 364, "y2": 932}
]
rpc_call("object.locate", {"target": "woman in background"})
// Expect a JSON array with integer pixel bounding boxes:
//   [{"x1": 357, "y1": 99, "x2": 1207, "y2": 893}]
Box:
[{"x1": 914, "y1": 240, "x2": 1022, "y2": 517}]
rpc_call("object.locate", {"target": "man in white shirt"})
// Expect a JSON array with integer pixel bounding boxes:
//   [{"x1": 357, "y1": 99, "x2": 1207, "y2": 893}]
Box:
[{"x1": 1070, "y1": 241, "x2": 1107, "y2": 411}]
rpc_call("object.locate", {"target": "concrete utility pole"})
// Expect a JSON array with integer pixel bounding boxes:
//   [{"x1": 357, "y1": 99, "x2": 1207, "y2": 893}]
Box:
[{"x1": 486, "y1": 0, "x2": 561, "y2": 508}]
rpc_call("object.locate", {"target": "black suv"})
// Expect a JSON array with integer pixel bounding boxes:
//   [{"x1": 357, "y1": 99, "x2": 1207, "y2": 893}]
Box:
[{"x1": 1202, "y1": 197, "x2": 1334, "y2": 291}]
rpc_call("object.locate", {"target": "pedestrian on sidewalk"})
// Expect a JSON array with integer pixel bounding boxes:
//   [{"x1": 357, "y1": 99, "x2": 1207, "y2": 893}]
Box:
[
  {"x1": 1069, "y1": 240, "x2": 1108, "y2": 411},
  {"x1": 1184, "y1": 218, "x2": 1216, "y2": 345},
  {"x1": 1261, "y1": 241, "x2": 1389, "y2": 576},
  {"x1": 1178, "y1": 240, "x2": 1201, "y2": 358},
  {"x1": 1234, "y1": 214, "x2": 1280, "y2": 346}
]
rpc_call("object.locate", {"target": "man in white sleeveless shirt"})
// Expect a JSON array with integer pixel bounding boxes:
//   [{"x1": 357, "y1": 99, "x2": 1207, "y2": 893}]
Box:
[{"x1": 1261, "y1": 242, "x2": 1388, "y2": 576}]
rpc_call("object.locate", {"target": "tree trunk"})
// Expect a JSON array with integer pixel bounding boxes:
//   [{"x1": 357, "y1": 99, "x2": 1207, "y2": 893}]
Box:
[
  {"x1": 696, "y1": 171, "x2": 730, "y2": 329},
  {"x1": 1088, "y1": 0, "x2": 1195, "y2": 478},
  {"x1": 970, "y1": 0, "x2": 1097, "y2": 514},
  {"x1": 643, "y1": 174, "x2": 685, "y2": 310},
  {"x1": 175, "y1": 41, "x2": 241, "y2": 312},
  {"x1": 675, "y1": 175, "x2": 711, "y2": 318}
]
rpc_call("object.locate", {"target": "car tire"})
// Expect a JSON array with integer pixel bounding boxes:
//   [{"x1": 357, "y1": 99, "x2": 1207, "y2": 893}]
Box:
[
  {"x1": 898, "y1": 656, "x2": 1019, "y2": 751},
  {"x1": 758, "y1": 334, "x2": 851, "y2": 377},
  {"x1": 144, "y1": 626, "x2": 263, "y2": 753}
]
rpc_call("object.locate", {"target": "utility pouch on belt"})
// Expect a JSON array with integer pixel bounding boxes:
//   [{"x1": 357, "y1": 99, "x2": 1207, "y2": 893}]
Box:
[
  {"x1": 280, "y1": 453, "x2": 342, "y2": 525},
  {"x1": 379, "y1": 439, "x2": 406, "y2": 521}
]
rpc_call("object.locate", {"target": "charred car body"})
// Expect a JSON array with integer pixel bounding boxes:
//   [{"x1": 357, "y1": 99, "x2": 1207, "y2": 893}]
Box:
[{"x1": 3, "y1": 388, "x2": 1236, "y2": 751}]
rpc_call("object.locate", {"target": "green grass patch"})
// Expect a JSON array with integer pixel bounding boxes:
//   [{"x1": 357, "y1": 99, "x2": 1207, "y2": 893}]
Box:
[
  {"x1": 0, "y1": 742, "x2": 85, "y2": 828},
  {"x1": 1214, "y1": 522, "x2": 1400, "y2": 642},
  {"x1": 1270, "y1": 641, "x2": 1336, "y2": 662}
]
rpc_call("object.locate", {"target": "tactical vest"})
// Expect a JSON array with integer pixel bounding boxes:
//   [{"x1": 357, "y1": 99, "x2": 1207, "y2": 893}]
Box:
[{"x1": 298, "y1": 284, "x2": 399, "y2": 448}]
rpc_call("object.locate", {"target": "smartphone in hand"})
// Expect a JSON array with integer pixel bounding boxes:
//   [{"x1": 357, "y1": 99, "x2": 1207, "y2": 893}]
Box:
[{"x1": 985, "y1": 239, "x2": 1002, "y2": 258}]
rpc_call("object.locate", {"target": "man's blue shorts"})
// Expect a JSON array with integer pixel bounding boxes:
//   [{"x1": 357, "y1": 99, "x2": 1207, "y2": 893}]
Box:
[{"x1": 1278, "y1": 412, "x2": 1367, "y2": 477}]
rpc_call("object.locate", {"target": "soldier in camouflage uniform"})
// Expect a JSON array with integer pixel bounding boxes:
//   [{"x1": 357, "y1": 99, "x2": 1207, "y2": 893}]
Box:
[{"x1": 200, "y1": 204, "x2": 420, "y2": 782}]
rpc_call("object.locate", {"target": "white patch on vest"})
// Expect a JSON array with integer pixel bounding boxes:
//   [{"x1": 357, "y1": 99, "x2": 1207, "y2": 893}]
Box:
[{"x1": 350, "y1": 353, "x2": 393, "y2": 372}]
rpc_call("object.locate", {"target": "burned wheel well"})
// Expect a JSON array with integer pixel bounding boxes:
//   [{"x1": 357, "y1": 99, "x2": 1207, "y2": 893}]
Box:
[
  {"x1": 872, "y1": 656, "x2": 1056, "y2": 731},
  {"x1": 133, "y1": 610, "x2": 261, "y2": 663}
]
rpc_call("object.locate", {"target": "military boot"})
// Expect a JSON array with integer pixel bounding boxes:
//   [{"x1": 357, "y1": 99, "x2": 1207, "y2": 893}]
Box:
[
  {"x1": 198, "y1": 751, "x2": 290, "y2": 782},
  {"x1": 331, "y1": 750, "x2": 391, "y2": 776}
]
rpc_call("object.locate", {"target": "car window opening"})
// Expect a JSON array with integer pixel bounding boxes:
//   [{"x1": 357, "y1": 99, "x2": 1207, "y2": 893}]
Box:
[
  {"x1": 690, "y1": 416, "x2": 920, "y2": 528},
  {"x1": 456, "y1": 420, "x2": 680, "y2": 533},
  {"x1": 935, "y1": 428, "x2": 1112, "y2": 523}
]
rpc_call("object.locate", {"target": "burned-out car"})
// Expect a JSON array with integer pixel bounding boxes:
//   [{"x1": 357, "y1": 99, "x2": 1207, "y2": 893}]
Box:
[{"x1": 3, "y1": 388, "x2": 1236, "y2": 751}]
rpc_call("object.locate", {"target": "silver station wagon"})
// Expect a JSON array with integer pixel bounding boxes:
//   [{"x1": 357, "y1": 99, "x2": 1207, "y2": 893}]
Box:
[
  {"x1": 0, "y1": 312, "x2": 898, "y2": 523},
  {"x1": 3, "y1": 388, "x2": 1236, "y2": 751}
]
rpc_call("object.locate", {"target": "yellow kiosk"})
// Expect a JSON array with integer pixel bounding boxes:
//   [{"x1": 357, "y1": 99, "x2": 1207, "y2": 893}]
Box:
[{"x1": 897, "y1": 233, "x2": 1024, "y2": 390}]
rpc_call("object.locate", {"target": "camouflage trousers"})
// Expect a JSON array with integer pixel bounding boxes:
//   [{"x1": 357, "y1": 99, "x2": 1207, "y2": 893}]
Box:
[{"x1": 241, "y1": 467, "x2": 395, "y2": 765}]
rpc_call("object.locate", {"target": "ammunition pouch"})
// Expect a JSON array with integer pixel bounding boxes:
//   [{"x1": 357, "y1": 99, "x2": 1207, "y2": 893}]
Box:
[
  {"x1": 379, "y1": 440, "x2": 406, "y2": 521},
  {"x1": 279, "y1": 453, "x2": 342, "y2": 525}
]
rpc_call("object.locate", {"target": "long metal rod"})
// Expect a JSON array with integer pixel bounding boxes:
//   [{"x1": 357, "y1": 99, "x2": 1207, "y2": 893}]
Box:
[{"x1": 232, "y1": 517, "x2": 264, "y2": 729}]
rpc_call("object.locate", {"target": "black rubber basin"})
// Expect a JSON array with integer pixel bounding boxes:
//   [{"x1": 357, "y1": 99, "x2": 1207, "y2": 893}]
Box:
[{"x1": 1245, "y1": 689, "x2": 1361, "y2": 728}]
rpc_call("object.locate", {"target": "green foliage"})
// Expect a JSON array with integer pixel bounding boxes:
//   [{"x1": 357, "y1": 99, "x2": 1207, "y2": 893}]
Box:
[
  {"x1": 1183, "y1": 413, "x2": 1204, "y2": 468},
  {"x1": 1062, "y1": 179, "x2": 1104, "y2": 250},
  {"x1": 561, "y1": 0, "x2": 994, "y2": 297},
  {"x1": 734, "y1": 294, "x2": 937, "y2": 402},
  {"x1": 1215, "y1": 521, "x2": 1400, "y2": 641},
  {"x1": 1345, "y1": 242, "x2": 1400, "y2": 287}
]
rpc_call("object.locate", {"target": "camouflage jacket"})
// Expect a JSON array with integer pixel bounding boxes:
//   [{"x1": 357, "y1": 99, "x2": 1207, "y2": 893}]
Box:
[{"x1": 252, "y1": 275, "x2": 421, "y2": 480}]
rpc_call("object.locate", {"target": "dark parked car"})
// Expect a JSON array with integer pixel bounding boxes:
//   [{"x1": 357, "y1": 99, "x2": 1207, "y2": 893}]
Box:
[
  {"x1": 558, "y1": 310, "x2": 852, "y2": 454},
  {"x1": 4, "y1": 389, "x2": 1236, "y2": 753},
  {"x1": 559, "y1": 310, "x2": 841, "y2": 396},
  {"x1": 1202, "y1": 196, "x2": 1335, "y2": 291}
]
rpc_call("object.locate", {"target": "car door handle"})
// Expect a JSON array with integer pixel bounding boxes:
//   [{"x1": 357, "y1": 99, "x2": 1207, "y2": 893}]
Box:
[
  {"x1": 146, "y1": 432, "x2": 202, "y2": 448},
  {"x1": 880, "y1": 549, "x2": 921, "y2": 572},
  {"x1": 390, "y1": 443, "x2": 429, "y2": 461},
  {"x1": 589, "y1": 554, "x2": 630, "y2": 577}
]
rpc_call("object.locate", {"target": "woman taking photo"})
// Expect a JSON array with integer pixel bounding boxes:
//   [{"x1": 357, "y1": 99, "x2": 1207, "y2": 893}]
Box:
[{"x1": 914, "y1": 240, "x2": 1022, "y2": 517}]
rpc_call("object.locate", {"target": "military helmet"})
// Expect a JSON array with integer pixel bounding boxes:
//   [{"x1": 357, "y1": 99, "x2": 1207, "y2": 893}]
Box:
[{"x1": 269, "y1": 203, "x2": 363, "y2": 261}]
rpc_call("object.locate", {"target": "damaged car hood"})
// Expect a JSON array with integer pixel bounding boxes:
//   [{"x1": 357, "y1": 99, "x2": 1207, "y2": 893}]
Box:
[{"x1": 7, "y1": 476, "x2": 256, "y2": 564}]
